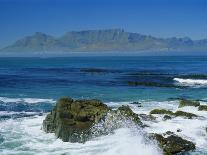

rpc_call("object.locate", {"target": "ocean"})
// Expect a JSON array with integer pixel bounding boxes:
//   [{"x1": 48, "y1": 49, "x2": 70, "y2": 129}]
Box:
[{"x1": 0, "y1": 56, "x2": 207, "y2": 155}]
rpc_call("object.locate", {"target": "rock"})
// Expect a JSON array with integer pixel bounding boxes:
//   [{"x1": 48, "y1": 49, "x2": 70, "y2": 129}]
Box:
[
  {"x1": 130, "y1": 102, "x2": 142, "y2": 107},
  {"x1": 177, "y1": 129, "x2": 182, "y2": 132},
  {"x1": 139, "y1": 114, "x2": 156, "y2": 122},
  {"x1": 152, "y1": 133, "x2": 195, "y2": 155},
  {"x1": 43, "y1": 97, "x2": 109, "y2": 142},
  {"x1": 116, "y1": 105, "x2": 143, "y2": 126},
  {"x1": 150, "y1": 109, "x2": 198, "y2": 119},
  {"x1": 150, "y1": 109, "x2": 174, "y2": 115},
  {"x1": 163, "y1": 115, "x2": 172, "y2": 121},
  {"x1": 43, "y1": 98, "x2": 144, "y2": 142},
  {"x1": 198, "y1": 105, "x2": 207, "y2": 111},
  {"x1": 174, "y1": 111, "x2": 198, "y2": 119},
  {"x1": 179, "y1": 99, "x2": 200, "y2": 108}
]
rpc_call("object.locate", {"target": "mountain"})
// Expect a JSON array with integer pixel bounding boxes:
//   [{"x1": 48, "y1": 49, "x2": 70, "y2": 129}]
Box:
[{"x1": 1, "y1": 29, "x2": 207, "y2": 54}]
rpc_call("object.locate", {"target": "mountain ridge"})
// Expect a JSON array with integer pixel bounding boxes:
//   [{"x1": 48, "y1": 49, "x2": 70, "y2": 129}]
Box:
[{"x1": 1, "y1": 29, "x2": 207, "y2": 53}]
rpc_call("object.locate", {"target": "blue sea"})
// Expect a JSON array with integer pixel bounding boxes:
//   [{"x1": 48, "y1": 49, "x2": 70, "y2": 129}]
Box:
[{"x1": 0, "y1": 56, "x2": 207, "y2": 155}]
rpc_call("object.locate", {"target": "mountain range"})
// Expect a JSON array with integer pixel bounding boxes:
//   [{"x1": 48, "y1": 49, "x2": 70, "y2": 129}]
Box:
[{"x1": 1, "y1": 29, "x2": 207, "y2": 54}]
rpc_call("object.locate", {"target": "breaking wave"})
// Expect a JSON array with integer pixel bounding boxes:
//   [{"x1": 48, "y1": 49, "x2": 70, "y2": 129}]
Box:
[{"x1": 174, "y1": 78, "x2": 207, "y2": 87}]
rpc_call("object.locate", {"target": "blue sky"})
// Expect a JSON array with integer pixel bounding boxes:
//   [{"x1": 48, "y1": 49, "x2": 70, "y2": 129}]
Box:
[{"x1": 0, "y1": 0, "x2": 207, "y2": 48}]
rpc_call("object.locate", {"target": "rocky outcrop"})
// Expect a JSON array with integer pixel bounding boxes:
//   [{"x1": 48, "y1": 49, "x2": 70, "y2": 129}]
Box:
[
  {"x1": 151, "y1": 132, "x2": 195, "y2": 155},
  {"x1": 150, "y1": 109, "x2": 198, "y2": 119},
  {"x1": 43, "y1": 97, "x2": 109, "y2": 142},
  {"x1": 179, "y1": 99, "x2": 200, "y2": 108},
  {"x1": 198, "y1": 105, "x2": 207, "y2": 111},
  {"x1": 43, "y1": 97, "x2": 143, "y2": 142}
]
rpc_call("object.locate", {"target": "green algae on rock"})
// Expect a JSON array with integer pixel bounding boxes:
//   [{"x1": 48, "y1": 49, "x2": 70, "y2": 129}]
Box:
[
  {"x1": 151, "y1": 133, "x2": 195, "y2": 155},
  {"x1": 150, "y1": 109, "x2": 174, "y2": 115},
  {"x1": 198, "y1": 105, "x2": 207, "y2": 111},
  {"x1": 150, "y1": 109, "x2": 198, "y2": 119},
  {"x1": 179, "y1": 99, "x2": 200, "y2": 108},
  {"x1": 43, "y1": 97, "x2": 109, "y2": 142},
  {"x1": 43, "y1": 97, "x2": 144, "y2": 142}
]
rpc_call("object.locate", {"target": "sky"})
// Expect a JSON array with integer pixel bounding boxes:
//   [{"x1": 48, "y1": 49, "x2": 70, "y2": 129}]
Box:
[{"x1": 0, "y1": 0, "x2": 207, "y2": 48}]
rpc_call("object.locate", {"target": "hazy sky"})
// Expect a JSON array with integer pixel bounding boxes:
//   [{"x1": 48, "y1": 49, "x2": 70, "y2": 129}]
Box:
[{"x1": 0, "y1": 0, "x2": 207, "y2": 48}]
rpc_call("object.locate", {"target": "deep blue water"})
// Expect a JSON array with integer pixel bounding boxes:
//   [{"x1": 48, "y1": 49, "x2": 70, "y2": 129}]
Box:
[
  {"x1": 0, "y1": 56, "x2": 207, "y2": 155},
  {"x1": 0, "y1": 56, "x2": 207, "y2": 113}
]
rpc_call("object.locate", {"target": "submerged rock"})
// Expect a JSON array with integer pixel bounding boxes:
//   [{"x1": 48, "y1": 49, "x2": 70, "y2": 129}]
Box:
[
  {"x1": 151, "y1": 133, "x2": 195, "y2": 155},
  {"x1": 179, "y1": 99, "x2": 200, "y2": 108},
  {"x1": 43, "y1": 98, "x2": 144, "y2": 142},
  {"x1": 198, "y1": 105, "x2": 207, "y2": 111}
]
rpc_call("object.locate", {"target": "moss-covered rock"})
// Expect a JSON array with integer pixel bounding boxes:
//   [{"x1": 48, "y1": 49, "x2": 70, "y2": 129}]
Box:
[
  {"x1": 179, "y1": 99, "x2": 200, "y2": 108},
  {"x1": 43, "y1": 97, "x2": 109, "y2": 142},
  {"x1": 139, "y1": 114, "x2": 156, "y2": 122},
  {"x1": 150, "y1": 109, "x2": 174, "y2": 115},
  {"x1": 174, "y1": 111, "x2": 198, "y2": 119},
  {"x1": 151, "y1": 133, "x2": 195, "y2": 155},
  {"x1": 150, "y1": 109, "x2": 198, "y2": 119},
  {"x1": 198, "y1": 105, "x2": 207, "y2": 111},
  {"x1": 43, "y1": 98, "x2": 144, "y2": 142}
]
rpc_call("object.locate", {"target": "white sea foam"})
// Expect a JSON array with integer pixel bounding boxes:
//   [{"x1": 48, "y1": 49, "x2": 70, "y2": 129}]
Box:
[
  {"x1": 0, "y1": 97, "x2": 55, "y2": 104},
  {"x1": 1, "y1": 100, "x2": 207, "y2": 154},
  {"x1": 0, "y1": 115, "x2": 162, "y2": 155},
  {"x1": 174, "y1": 78, "x2": 207, "y2": 87},
  {"x1": 137, "y1": 100, "x2": 207, "y2": 153}
]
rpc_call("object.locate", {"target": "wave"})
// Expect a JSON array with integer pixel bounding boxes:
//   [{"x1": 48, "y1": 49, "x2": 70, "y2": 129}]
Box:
[
  {"x1": 0, "y1": 115, "x2": 161, "y2": 155},
  {"x1": 174, "y1": 78, "x2": 207, "y2": 87},
  {"x1": 0, "y1": 97, "x2": 55, "y2": 104}
]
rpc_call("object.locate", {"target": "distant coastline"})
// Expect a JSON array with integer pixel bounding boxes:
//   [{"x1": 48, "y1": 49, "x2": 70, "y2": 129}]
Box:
[{"x1": 1, "y1": 29, "x2": 207, "y2": 55}]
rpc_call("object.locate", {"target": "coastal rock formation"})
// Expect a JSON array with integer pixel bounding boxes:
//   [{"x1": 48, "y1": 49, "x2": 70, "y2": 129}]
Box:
[
  {"x1": 151, "y1": 132, "x2": 195, "y2": 155},
  {"x1": 179, "y1": 99, "x2": 200, "y2": 108},
  {"x1": 43, "y1": 97, "x2": 109, "y2": 142},
  {"x1": 150, "y1": 109, "x2": 198, "y2": 119},
  {"x1": 43, "y1": 97, "x2": 197, "y2": 154},
  {"x1": 198, "y1": 105, "x2": 207, "y2": 111},
  {"x1": 43, "y1": 97, "x2": 143, "y2": 142}
]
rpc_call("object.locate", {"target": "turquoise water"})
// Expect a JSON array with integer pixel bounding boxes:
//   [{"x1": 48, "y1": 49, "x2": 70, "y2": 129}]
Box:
[{"x1": 0, "y1": 56, "x2": 207, "y2": 155}]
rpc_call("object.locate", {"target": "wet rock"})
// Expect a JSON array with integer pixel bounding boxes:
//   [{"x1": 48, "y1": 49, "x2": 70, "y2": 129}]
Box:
[
  {"x1": 130, "y1": 102, "x2": 142, "y2": 107},
  {"x1": 150, "y1": 109, "x2": 198, "y2": 119},
  {"x1": 179, "y1": 99, "x2": 200, "y2": 108},
  {"x1": 150, "y1": 109, "x2": 174, "y2": 115},
  {"x1": 174, "y1": 111, "x2": 198, "y2": 119},
  {"x1": 198, "y1": 105, "x2": 207, "y2": 111},
  {"x1": 139, "y1": 113, "x2": 156, "y2": 122},
  {"x1": 177, "y1": 129, "x2": 182, "y2": 132},
  {"x1": 163, "y1": 115, "x2": 172, "y2": 121},
  {"x1": 43, "y1": 97, "x2": 109, "y2": 142},
  {"x1": 152, "y1": 133, "x2": 195, "y2": 155},
  {"x1": 43, "y1": 98, "x2": 144, "y2": 142},
  {"x1": 115, "y1": 105, "x2": 143, "y2": 126}
]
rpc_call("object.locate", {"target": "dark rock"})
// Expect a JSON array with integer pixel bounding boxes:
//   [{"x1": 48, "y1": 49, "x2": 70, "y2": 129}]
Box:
[
  {"x1": 163, "y1": 115, "x2": 172, "y2": 121},
  {"x1": 198, "y1": 105, "x2": 207, "y2": 111},
  {"x1": 177, "y1": 129, "x2": 182, "y2": 132},
  {"x1": 130, "y1": 101, "x2": 141, "y2": 105},
  {"x1": 179, "y1": 99, "x2": 200, "y2": 108},
  {"x1": 152, "y1": 133, "x2": 195, "y2": 155}
]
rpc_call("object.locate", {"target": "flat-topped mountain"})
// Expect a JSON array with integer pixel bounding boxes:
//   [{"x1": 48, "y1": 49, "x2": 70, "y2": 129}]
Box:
[{"x1": 1, "y1": 29, "x2": 207, "y2": 53}]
